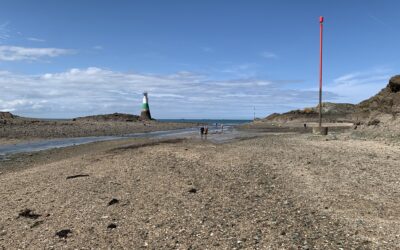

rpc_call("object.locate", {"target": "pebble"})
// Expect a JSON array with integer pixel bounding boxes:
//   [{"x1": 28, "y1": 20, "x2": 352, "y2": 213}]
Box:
[
  {"x1": 18, "y1": 209, "x2": 41, "y2": 219},
  {"x1": 55, "y1": 229, "x2": 71, "y2": 238},
  {"x1": 108, "y1": 198, "x2": 119, "y2": 206}
]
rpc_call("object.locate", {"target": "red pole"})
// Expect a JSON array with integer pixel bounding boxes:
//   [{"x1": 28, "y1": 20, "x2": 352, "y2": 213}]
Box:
[{"x1": 319, "y1": 16, "x2": 324, "y2": 128}]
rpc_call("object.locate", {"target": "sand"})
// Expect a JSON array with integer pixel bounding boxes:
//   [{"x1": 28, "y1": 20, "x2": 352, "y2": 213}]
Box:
[{"x1": 1, "y1": 128, "x2": 400, "y2": 249}]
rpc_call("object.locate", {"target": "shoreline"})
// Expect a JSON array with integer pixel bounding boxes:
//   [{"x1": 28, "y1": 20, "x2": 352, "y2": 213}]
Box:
[
  {"x1": 0, "y1": 125, "x2": 264, "y2": 160},
  {"x1": 0, "y1": 120, "x2": 198, "y2": 146}
]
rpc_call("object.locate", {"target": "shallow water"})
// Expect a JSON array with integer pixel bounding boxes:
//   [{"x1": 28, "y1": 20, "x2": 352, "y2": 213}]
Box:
[{"x1": 0, "y1": 126, "x2": 245, "y2": 157}]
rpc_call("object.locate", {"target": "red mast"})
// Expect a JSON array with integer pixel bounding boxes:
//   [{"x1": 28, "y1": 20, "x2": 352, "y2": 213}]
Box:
[{"x1": 318, "y1": 16, "x2": 324, "y2": 128}]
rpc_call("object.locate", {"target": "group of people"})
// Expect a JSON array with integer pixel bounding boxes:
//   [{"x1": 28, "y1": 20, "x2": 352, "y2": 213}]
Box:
[
  {"x1": 199, "y1": 123, "x2": 225, "y2": 139},
  {"x1": 200, "y1": 125, "x2": 208, "y2": 138}
]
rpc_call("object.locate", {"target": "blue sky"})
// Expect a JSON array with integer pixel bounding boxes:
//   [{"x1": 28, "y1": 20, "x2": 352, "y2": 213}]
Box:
[{"x1": 0, "y1": 0, "x2": 399, "y2": 119}]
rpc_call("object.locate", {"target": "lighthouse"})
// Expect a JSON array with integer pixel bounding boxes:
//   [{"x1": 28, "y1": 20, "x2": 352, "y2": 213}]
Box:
[{"x1": 140, "y1": 92, "x2": 152, "y2": 120}]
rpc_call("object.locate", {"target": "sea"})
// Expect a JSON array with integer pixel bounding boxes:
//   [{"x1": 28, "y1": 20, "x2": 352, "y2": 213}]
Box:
[{"x1": 158, "y1": 119, "x2": 252, "y2": 126}]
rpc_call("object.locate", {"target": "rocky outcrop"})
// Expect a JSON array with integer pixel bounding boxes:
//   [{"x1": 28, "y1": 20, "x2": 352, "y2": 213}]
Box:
[
  {"x1": 73, "y1": 113, "x2": 140, "y2": 122},
  {"x1": 0, "y1": 112, "x2": 15, "y2": 124},
  {"x1": 264, "y1": 103, "x2": 355, "y2": 123},
  {"x1": 388, "y1": 75, "x2": 400, "y2": 93},
  {"x1": 0, "y1": 112, "x2": 14, "y2": 120},
  {"x1": 355, "y1": 75, "x2": 400, "y2": 123},
  {"x1": 264, "y1": 75, "x2": 400, "y2": 126}
]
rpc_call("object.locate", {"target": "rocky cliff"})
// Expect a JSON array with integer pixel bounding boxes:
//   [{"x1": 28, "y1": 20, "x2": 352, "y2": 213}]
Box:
[
  {"x1": 354, "y1": 75, "x2": 400, "y2": 124},
  {"x1": 264, "y1": 75, "x2": 400, "y2": 126}
]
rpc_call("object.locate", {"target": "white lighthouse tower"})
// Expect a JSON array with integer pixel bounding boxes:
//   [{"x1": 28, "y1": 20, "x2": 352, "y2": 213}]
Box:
[{"x1": 140, "y1": 92, "x2": 152, "y2": 120}]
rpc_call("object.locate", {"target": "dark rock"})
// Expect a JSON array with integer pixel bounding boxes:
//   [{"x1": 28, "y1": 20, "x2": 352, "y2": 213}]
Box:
[
  {"x1": 107, "y1": 223, "x2": 117, "y2": 229},
  {"x1": 56, "y1": 229, "x2": 71, "y2": 238},
  {"x1": 66, "y1": 174, "x2": 89, "y2": 180},
  {"x1": 18, "y1": 209, "x2": 41, "y2": 219},
  {"x1": 108, "y1": 198, "x2": 119, "y2": 206},
  {"x1": 367, "y1": 119, "x2": 380, "y2": 126},
  {"x1": 188, "y1": 188, "x2": 197, "y2": 193},
  {"x1": 388, "y1": 75, "x2": 400, "y2": 93}
]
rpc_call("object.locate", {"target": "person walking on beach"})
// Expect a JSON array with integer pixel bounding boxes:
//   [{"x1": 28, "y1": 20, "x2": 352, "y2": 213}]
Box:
[
  {"x1": 221, "y1": 124, "x2": 224, "y2": 133},
  {"x1": 204, "y1": 125, "x2": 208, "y2": 139},
  {"x1": 200, "y1": 126, "x2": 204, "y2": 139}
]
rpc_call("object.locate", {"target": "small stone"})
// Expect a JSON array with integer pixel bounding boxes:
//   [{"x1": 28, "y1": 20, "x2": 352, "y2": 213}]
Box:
[
  {"x1": 66, "y1": 174, "x2": 89, "y2": 180},
  {"x1": 188, "y1": 188, "x2": 197, "y2": 193},
  {"x1": 108, "y1": 198, "x2": 119, "y2": 206},
  {"x1": 55, "y1": 229, "x2": 71, "y2": 238},
  {"x1": 107, "y1": 223, "x2": 117, "y2": 229},
  {"x1": 18, "y1": 209, "x2": 41, "y2": 219}
]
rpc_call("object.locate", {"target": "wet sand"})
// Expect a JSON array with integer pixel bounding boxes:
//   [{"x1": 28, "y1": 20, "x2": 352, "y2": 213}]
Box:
[
  {"x1": 0, "y1": 138, "x2": 37, "y2": 146},
  {"x1": 0, "y1": 120, "x2": 197, "y2": 146},
  {"x1": 1, "y1": 129, "x2": 399, "y2": 249}
]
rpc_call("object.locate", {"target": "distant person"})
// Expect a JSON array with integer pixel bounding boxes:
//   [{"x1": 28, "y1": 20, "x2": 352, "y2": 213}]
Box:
[
  {"x1": 204, "y1": 125, "x2": 208, "y2": 138},
  {"x1": 221, "y1": 124, "x2": 224, "y2": 133},
  {"x1": 304, "y1": 123, "x2": 307, "y2": 129},
  {"x1": 200, "y1": 126, "x2": 204, "y2": 138}
]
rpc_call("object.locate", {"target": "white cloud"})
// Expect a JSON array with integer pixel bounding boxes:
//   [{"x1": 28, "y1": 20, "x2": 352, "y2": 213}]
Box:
[
  {"x1": 0, "y1": 67, "x2": 337, "y2": 119},
  {"x1": 0, "y1": 99, "x2": 42, "y2": 112},
  {"x1": 27, "y1": 37, "x2": 46, "y2": 42},
  {"x1": 325, "y1": 67, "x2": 392, "y2": 103},
  {"x1": 0, "y1": 46, "x2": 74, "y2": 61},
  {"x1": 92, "y1": 45, "x2": 103, "y2": 50},
  {"x1": 260, "y1": 51, "x2": 278, "y2": 59}
]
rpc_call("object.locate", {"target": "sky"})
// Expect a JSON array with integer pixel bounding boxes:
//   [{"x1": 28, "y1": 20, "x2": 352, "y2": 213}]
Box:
[{"x1": 0, "y1": 0, "x2": 399, "y2": 119}]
